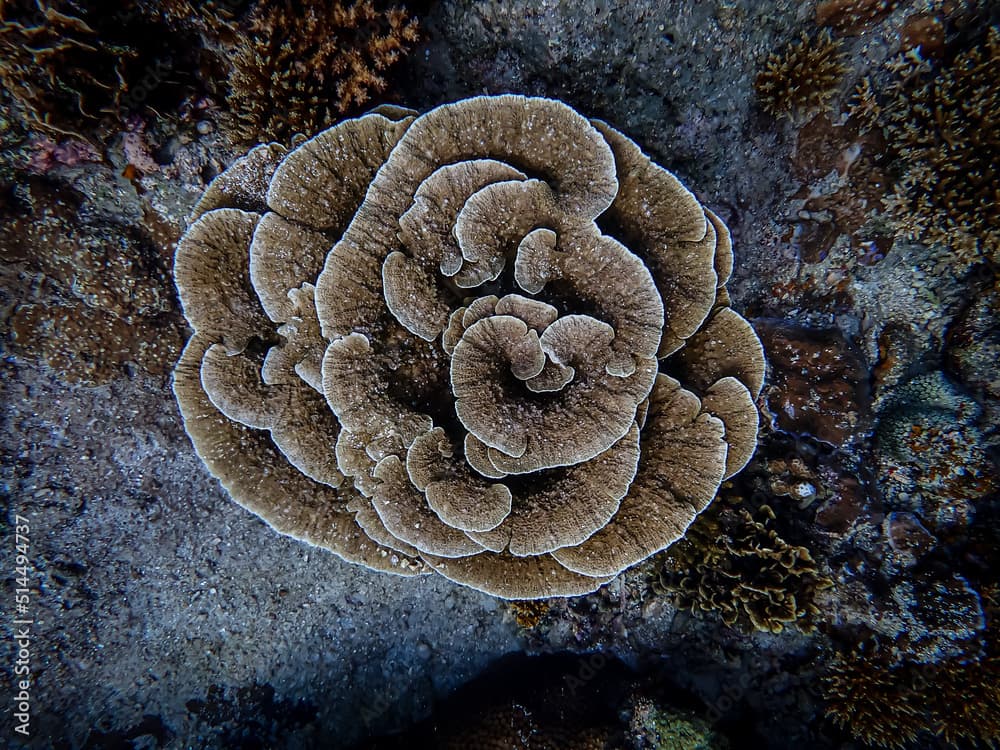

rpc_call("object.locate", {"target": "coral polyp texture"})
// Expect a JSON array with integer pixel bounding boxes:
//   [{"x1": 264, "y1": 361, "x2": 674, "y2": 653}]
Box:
[
  {"x1": 755, "y1": 30, "x2": 848, "y2": 120},
  {"x1": 229, "y1": 0, "x2": 420, "y2": 144},
  {"x1": 879, "y1": 26, "x2": 1000, "y2": 261},
  {"x1": 172, "y1": 95, "x2": 765, "y2": 599}
]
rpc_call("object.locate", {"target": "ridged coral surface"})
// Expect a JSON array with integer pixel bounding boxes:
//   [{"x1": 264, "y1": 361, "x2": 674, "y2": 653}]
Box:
[{"x1": 172, "y1": 95, "x2": 765, "y2": 599}]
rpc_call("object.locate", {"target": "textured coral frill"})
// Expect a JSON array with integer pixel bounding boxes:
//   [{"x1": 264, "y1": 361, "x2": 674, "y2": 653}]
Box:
[
  {"x1": 656, "y1": 496, "x2": 832, "y2": 634},
  {"x1": 172, "y1": 96, "x2": 765, "y2": 599}
]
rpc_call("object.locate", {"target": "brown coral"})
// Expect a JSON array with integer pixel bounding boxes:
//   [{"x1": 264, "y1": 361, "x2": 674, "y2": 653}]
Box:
[
  {"x1": 755, "y1": 319, "x2": 872, "y2": 446},
  {"x1": 876, "y1": 26, "x2": 1000, "y2": 261},
  {"x1": 173, "y1": 96, "x2": 765, "y2": 599},
  {"x1": 755, "y1": 30, "x2": 848, "y2": 120},
  {"x1": 1, "y1": 178, "x2": 181, "y2": 384},
  {"x1": 655, "y1": 494, "x2": 832, "y2": 634},
  {"x1": 815, "y1": 0, "x2": 899, "y2": 35},
  {"x1": 228, "y1": 0, "x2": 419, "y2": 144},
  {"x1": 824, "y1": 639, "x2": 1000, "y2": 749},
  {"x1": 507, "y1": 599, "x2": 551, "y2": 630},
  {"x1": 0, "y1": 0, "x2": 135, "y2": 135},
  {"x1": 0, "y1": 0, "x2": 224, "y2": 136}
]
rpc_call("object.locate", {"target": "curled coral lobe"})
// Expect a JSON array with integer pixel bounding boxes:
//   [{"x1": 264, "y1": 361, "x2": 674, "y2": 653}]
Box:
[{"x1": 172, "y1": 96, "x2": 765, "y2": 599}]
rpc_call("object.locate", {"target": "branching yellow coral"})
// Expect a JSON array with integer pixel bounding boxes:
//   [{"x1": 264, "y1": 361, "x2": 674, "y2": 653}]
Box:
[
  {"x1": 655, "y1": 494, "x2": 832, "y2": 634},
  {"x1": 824, "y1": 640, "x2": 1000, "y2": 749},
  {"x1": 877, "y1": 27, "x2": 1000, "y2": 261}
]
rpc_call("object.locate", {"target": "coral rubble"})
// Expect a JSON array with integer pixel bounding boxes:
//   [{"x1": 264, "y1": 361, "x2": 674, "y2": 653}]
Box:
[{"x1": 172, "y1": 96, "x2": 766, "y2": 599}]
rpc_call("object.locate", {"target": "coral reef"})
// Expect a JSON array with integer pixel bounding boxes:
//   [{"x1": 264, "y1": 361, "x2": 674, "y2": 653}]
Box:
[
  {"x1": 787, "y1": 113, "x2": 891, "y2": 264},
  {"x1": 0, "y1": 0, "x2": 420, "y2": 146},
  {"x1": 823, "y1": 637, "x2": 1000, "y2": 749},
  {"x1": 755, "y1": 320, "x2": 872, "y2": 446},
  {"x1": 755, "y1": 30, "x2": 847, "y2": 120},
  {"x1": 227, "y1": 0, "x2": 420, "y2": 144},
  {"x1": 654, "y1": 493, "x2": 832, "y2": 634},
  {"x1": 875, "y1": 26, "x2": 1000, "y2": 261},
  {"x1": 507, "y1": 599, "x2": 552, "y2": 631},
  {"x1": 628, "y1": 698, "x2": 729, "y2": 750},
  {"x1": 355, "y1": 653, "x2": 628, "y2": 748},
  {"x1": 875, "y1": 372, "x2": 997, "y2": 533},
  {"x1": 0, "y1": 0, "x2": 137, "y2": 135},
  {"x1": 1, "y1": 178, "x2": 182, "y2": 384},
  {"x1": 0, "y1": 0, "x2": 219, "y2": 137},
  {"x1": 356, "y1": 652, "x2": 731, "y2": 750},
  {"x1": 173, "y1": 96, "x2": 766, "y2": 599},
  {"x1": 946, "y1": 278, "x2": 1000, "y2": 420},
  {"x1": 26, "y1": 135, "x2": 102, "y2": 173},
  {"x1": 815, "y1": 0, "x2": 899, "y2": 35}
]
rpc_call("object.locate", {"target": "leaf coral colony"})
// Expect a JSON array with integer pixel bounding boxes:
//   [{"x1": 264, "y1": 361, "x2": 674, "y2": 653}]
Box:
[{"x1": 172, "y1": 96, "x2": 766, "y2": 599}]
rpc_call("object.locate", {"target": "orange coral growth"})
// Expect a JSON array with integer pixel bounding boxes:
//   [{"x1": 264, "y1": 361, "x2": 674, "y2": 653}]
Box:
[
  {"x1": 507, "y1": 600, "x2": 551, "y2": 630},
  {"x1": 228, "y1": 0, "x2": 420, "y2": 144}
]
